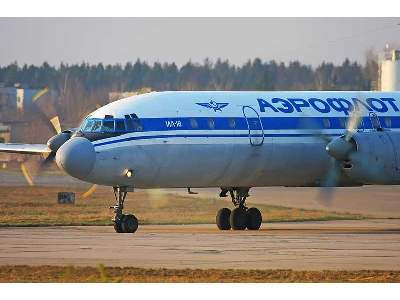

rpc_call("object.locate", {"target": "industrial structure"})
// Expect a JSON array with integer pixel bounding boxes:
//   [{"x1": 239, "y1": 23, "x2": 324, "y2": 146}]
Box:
[
  {"x1": 380, "y1": 48, "x2": 400, "y2": 91},
  {"x1": 0, "y1": 84, "x2": 39, "y2": 114},
  {"x1": 0, "y1": 123, "x2": 11, "y2": 168}
]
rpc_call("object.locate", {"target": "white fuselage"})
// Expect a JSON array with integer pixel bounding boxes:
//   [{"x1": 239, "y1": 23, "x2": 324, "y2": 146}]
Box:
[{"x1": 70, "y1": 91, "x2": 400, "y2": 188}]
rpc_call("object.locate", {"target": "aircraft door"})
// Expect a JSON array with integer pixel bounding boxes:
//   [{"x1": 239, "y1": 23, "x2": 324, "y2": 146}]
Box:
[{"x1": 242, "y1": 106, "x2": 264, "y2": 146}]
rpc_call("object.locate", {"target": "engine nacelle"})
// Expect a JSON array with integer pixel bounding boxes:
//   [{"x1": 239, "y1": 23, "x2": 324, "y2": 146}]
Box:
[
  {"x1": 47, "y1": 131, "x2": 72, "y2": 152},
  {"x1": 343, "y1": 131, "x2": 400, "y2": 184}
]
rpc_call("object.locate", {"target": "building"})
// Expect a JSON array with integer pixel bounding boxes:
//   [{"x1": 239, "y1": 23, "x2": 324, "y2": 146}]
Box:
[
  {"x1": 0, "y1": 123, "x2": 11, "y2": 168},
  {"x1": 0, "y1": 123, "x2": 10, "y2": 143},
  {"x1": 0, "y1": 84, "x2": 40, "y2": 113},
  {"x1": 379, "y1": 49, "x2": 400, "y2": 91}
]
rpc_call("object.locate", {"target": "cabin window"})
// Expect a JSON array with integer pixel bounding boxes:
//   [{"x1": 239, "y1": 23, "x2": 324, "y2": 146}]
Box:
[
  {"x1": 323, "y1": 118, "x2": 331, "y2": 129},
  {"x1": 190, "y1": 118, "x2": 198, "y2": 129},
  {"x1": 208, "y1": 118, "x2": 215, "y2": 129},
  {"x1": 339, "y1": 118, "x2": 347, "y2": 129},
  {"x1": 384, "y1": 117, "x2": 392, "y2": 128},
  {"x1": 228, "y1": 118, "x2": 236, "y2": 128}
]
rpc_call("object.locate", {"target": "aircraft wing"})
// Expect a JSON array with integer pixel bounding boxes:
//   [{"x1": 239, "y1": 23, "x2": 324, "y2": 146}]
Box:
[{"x1": 0, "y1": 143, "x2": 51, "y2": 155}]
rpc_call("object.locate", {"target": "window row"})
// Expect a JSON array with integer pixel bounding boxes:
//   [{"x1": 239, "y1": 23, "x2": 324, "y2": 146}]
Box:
[
  {"x1": 189, "y1": 118, "x2": 236, "y2": 130},
  {"x1": 322, "y1": 117, "x2": 391, "y2": 129},
  {"x1": 79, "y1": 116, "x2": 394, "y2": 133}
]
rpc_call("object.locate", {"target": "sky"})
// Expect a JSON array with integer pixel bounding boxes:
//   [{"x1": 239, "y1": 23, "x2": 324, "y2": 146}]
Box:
[{"x1": 0, "y1": 18, "x2": 399, "y2": 67}]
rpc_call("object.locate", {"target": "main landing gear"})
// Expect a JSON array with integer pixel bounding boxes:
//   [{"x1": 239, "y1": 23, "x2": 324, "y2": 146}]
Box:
[
  {"x1": 111, "y1": 186, "x2": 138, "y2": 233},
  {"x1": 216, "y1": 187, "x2": 262, "y2": 231}
]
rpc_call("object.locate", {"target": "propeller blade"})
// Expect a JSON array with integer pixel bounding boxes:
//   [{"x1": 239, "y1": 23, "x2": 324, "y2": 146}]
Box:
[
  {"x1": 38, "y1": 152, "x2": 56, "y2": 173},
  {"x1": 32, "y1": 87, "x2": 62, "y2": 135},
  {"x1": 50, "y1": 116, "x2": 62, "y2": 134},
  {"x1": 297, "y1": 117, "x2": 333, "y2": 144},
  {"x1": 312, "y1": 131, "x2": 333, "y2": 144},
  {"x1": 20, "y1": 162, "x2": 34, "y2": 186},
  {"x1": 19, "y1": 151, "x2": 57, "y2": 187},
  {"x1": 32, "y1": 87, "x2": 49, "y2": 102},
  {"x1": 344, "y1": 110, "x2": 362, "y2": 142},
  {"x1": 344, "y1": 92, "x2": 368, "y2": 142},
  {"x1": 317, "y1": 158, "x2": 341, "y2": 206},
  {"x1": 82, "y1": 184, "x2": 97, "y2": 199}
]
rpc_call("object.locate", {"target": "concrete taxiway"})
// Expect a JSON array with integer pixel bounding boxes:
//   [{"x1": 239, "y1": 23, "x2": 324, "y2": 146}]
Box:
[{"x1": 1, "y1": 219, "x2": 400, "y2": 270}]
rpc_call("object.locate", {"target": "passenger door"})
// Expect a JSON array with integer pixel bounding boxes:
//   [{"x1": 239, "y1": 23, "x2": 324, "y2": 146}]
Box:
[{"x1": 242, "y1": 106, "x2": 264, "y2": 146}]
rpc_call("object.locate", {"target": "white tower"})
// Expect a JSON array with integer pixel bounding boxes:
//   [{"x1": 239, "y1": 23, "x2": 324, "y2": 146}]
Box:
[{"x1": 380, "y1": 49, "x2": 400, "y2": 91}]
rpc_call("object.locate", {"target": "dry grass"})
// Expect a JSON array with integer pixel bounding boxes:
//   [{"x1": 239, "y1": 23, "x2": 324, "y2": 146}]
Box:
[
  {"x1": 0, "y1": 265, "x2": 399, "y2": 283},
  {"x1": 0, "y1": 186, "x2": 365, "y2": 226}
]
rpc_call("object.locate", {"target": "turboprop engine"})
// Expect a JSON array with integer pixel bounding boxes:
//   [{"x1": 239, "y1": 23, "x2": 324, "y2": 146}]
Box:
[
  {"x1": 318, "y1": 110, "x2": 400, "y2": 205},
  {"x1": 333, "y1": 131, "x2": 400, "y2": 185},
  {"x1": 324, "y1": 129, "x2": 400, "y2": 186}
]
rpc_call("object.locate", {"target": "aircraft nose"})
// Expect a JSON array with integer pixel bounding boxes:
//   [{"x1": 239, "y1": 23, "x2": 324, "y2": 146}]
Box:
[{"x1": 56, "y1": 137, "x2": 96, "y2": 180}]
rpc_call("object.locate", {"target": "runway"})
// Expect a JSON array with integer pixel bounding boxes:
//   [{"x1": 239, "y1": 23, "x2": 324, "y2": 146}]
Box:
[{"x1": 1, "y1": 219, "x2": 400, "y2": 270}]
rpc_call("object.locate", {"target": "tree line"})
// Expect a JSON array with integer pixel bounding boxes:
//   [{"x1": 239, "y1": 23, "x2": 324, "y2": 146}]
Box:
[{"x1": 0, "y1": 57, "x2": 378, "y2": 93}]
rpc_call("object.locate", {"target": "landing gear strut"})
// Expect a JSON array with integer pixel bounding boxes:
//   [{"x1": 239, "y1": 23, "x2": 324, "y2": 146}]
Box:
[
  {"x1": 111, "y1": 186, "x2": 138, "y2": 233},
  {"x1": 216, "y1": 187, "x2": 262, "y2": 231}
]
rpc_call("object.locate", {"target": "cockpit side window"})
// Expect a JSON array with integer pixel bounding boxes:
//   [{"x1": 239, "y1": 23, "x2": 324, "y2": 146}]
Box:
[
  {"x1": 125, "y1": 114, "x2": 143, "y2": 132},
  {"x1": 102, "y1": 120, "x2": 115, "y2": 132},
  {"x1": 115, "y1": 119, "x2": 126, "y2": 131}
]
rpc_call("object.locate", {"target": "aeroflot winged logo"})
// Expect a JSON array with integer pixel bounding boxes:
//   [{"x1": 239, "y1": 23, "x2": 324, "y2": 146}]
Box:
[{"x1": 196, "y1": 100, "x2": 229, "y2": 112}]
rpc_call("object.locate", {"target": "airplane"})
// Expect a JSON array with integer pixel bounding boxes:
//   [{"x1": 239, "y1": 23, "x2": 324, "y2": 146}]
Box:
[{"x1": 1, "y1": 90, "x2": 400, "y2": 234}]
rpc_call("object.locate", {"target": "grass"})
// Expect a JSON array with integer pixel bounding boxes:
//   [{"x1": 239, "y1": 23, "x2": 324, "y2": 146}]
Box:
[
  {"x1": 0, "y1": 265, "x2": 399, "y2": 282},
  {"x1": 0, "y1": 186, "x2": 366, "y2": 227}
]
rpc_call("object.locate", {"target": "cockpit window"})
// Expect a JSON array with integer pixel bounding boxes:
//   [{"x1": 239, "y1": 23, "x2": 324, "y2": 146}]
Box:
[
  {"x1": 102, "y1": 120, "x2": 114, "y2": 132},
  {"x1": 125, "y1": 114, "x2": 143, "y2": 131},
  {"x1": 115, "y1": 119, "x2": 126, "y2": 131},
  {"x1": 82, "y1": 119, "x2": 94, "y2": 132},
  {"x1": 79, "y1": 114, "x2": 143, "y2": 133},
  {"x1": 91, "y1": 120, "x2": 102, "y2": 132}
]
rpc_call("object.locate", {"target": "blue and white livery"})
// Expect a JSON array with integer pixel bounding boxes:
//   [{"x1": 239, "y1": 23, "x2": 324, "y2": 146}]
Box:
[{"x1": 2, "y1": 90, "x2": 400, "y2": 233}]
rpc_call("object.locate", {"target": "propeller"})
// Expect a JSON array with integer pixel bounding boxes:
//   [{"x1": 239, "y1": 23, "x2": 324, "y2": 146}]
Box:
[
  {"x1": 19, "y1": 87, "x2": 98, "y2": 199},
  {"x1": 316, "y1": 94, "x2": 367, "y2": 206},
  {"x1": 19, "y1": 88, "x2": 61, "y2": 185},
  {"x1": 82, "y1": 184, "x2": 98, "y2": 199}
]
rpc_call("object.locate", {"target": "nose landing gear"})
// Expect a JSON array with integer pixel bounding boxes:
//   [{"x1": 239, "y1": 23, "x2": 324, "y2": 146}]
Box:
[
  {"x1": 216, "y1": 187, "x2": 262, "y2": 231},
  {"x1": 111, "y1": 186, "x2": 138, "y2": 233}
]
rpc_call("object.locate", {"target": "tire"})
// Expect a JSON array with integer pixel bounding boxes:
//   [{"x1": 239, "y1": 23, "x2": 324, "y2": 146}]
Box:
[
  {"x1": 230, "y1": 207, "x2": 247, "y2": 230},
  {"x1": 113, "y1": 216, "x2": 124, "y2": 233},
  {"x1": 246, "y1": 207, "x2": 262, "y2": 230},
  {"x1": 121, "y1": 214, "x2": 139, "y2": 233},
  {"x1": 216, "y1": 208, "x2": 231, "y2": 230}
]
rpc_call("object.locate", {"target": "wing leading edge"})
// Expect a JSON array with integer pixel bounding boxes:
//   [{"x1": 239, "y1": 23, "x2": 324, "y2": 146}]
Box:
[{"x1": 0, "y1": 143, "x2": 51, "y2": 155}]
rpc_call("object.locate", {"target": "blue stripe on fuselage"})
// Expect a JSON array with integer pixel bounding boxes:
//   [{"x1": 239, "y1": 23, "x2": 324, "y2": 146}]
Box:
[
  {"x1": 91, "y1": 115, "x2": 395, "y2": 148},
  {"x1": 139, "y1": 116, "x2": 393, "y2": 131},
  {"x1": 93, "y1": 133, "x2": 343, "y2": 147}
]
